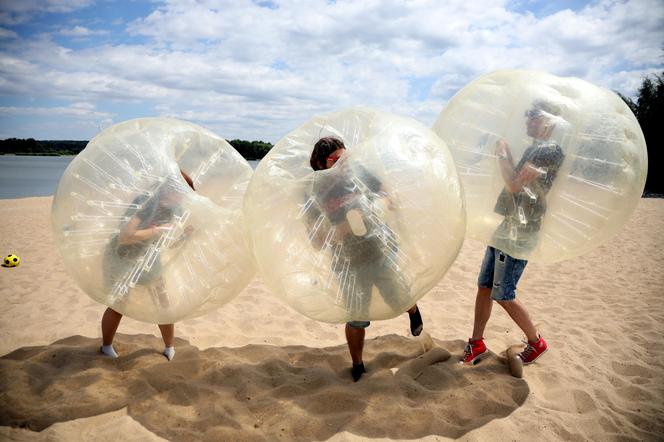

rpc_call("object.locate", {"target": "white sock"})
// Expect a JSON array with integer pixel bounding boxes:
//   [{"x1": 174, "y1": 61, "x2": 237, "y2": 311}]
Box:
[
  {"x1": 100, "y1": 344, "x2": 118, "y2": 358},
  {"x1": 163, "y1": 346, "x2": 175, "y2": 361}
]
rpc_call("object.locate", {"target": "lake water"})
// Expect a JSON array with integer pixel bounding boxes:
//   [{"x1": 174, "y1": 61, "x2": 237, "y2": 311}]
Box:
[{"x1": 0, "y1": 156, "x2": 260, "y2": 199}]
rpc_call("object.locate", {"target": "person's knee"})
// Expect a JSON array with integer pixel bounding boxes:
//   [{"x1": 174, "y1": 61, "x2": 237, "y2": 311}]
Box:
[
  {"x1": 496, "y1": 299, "x2": 516, "y2": 310},
  {"x1": 477, "y1": 286, "x2": 492, "y2": 297}
]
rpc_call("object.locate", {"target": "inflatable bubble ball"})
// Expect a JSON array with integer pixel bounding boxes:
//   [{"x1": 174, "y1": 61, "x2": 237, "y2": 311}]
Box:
[
  {"x1": 51, "y1": 118, "x2": 255, "y2": 324},
  {"x1": 433, "y1": 69, "x2": 647, "y2": 263},
  {"x1": 244, "y1": 107, "x2": 466, "y2": 324}
]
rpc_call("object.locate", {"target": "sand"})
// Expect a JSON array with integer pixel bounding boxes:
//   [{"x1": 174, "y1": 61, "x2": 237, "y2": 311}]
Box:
[{"x1": 0, "y1": 196, "x2": 662, "y2": 441}]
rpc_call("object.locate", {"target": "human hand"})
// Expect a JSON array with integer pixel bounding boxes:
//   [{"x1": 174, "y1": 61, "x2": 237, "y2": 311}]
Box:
[
  {"x1": 346, "y1": 209, "x2": 368, "y2": 236},
  {"x1": 373, "y1": 197, "x2": 391, "y2": 214},
  {"x1": 154, "y1": 223, "x2": 174, "y2": 232},
  {"x1": 522, "y1": 163, "x2": 545, "y2": 181},
  {"x1": 495, "y1": 139, "x2": 509, "y2": 159},
  {"x1": 169, "y1": 225, "x2": 194, "y2": 248}
]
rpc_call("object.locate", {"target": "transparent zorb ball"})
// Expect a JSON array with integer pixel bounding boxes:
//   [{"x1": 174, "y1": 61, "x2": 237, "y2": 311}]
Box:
[
  {"x1": 51, "y1": 118, "x2": 255, "y2": 323},
  {"x1": 244, "y1": 107, "x2": 466, "y2": 323},
  {"x1": 433, "y1": 70, "x2": 647, "y2": 262}
]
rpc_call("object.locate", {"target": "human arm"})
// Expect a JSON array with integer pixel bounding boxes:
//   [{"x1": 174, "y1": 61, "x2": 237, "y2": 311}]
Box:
[
  {"x1": 356, "y1": 165, "x2": 394, "y2": 210},
  {"x1": 117, "y1": 216, "x2": 164, "y2": 245},
  {"x1": 168, "y1": 224, "x2": 194, "y2": 248},
  {"x1": 496, "y1": 140, "x2": 542, "y2": 193}
]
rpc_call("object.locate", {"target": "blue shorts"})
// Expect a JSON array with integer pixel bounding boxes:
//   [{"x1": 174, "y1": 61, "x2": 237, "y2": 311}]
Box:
[{"x1": 477, "y1": 246, "x2": 527, "y2": 301}]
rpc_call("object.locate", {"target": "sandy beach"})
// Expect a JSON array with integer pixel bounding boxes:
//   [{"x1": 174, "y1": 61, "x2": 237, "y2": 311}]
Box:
[{"x1": 0, "y1": 196, "x2": 662, "y2": 441}]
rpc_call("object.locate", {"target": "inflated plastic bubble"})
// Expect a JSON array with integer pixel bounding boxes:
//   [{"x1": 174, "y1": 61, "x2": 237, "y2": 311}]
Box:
[
  {"x1": 433, "y1": 70, "x2": 647, "y2": 262},
  {"x1": 244, "y1": 107, "x2": 465, "y2": 323},
  {"x1": 51, "y1": 118, "x2": 255, "y2": 323}
]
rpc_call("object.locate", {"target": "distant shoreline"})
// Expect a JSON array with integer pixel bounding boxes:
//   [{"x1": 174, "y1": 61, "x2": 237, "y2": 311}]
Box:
[
  {"x1": 1, "y1": 153, "x2": 78, "y2": 157},
  {"x1": 1, "y1": 138, "x2": 272, "y2": 160},
  {"x1": 0, "y1": 153, "x2": 260, "y2": 160}
]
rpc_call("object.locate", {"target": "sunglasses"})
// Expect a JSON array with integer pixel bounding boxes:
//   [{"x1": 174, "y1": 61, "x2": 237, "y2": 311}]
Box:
[{"x1": 524, "y1": 109, "x2": 543, "y2": 119}]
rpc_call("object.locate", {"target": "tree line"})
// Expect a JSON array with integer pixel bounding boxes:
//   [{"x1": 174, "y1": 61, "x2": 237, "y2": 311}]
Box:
[
  {"x1": 617, "y1": 72, "x2": 663, "y2": 195},
  {"x1": 0, "y1": 138, "x2": 273, "y2": 160},
  {"x1": 226, "y1": 139, "x2": 272, "y2": 160},
  {"x1": 0, "y1": 139, "x2": 87, "y2": 156}
]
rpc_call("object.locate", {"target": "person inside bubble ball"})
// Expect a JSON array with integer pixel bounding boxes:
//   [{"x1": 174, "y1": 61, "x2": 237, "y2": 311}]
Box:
[
  {"x1": 308, "y1": 136, "x2": 424, "y2": 382},
  {"x1": 461, "y1": 100, "x2": 565, "y2": 366},
  {"x1": 100, "y1": 169, "x2": 196, "y2": 361}
]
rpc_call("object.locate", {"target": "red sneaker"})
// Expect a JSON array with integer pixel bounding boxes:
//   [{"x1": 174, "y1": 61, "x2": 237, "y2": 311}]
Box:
[
  {"x1": 518, "y1": 335, "x2": 548, "y2": 365},
  {"x1": 460, "y1": 338, "x2": 487, "y2": 365}
]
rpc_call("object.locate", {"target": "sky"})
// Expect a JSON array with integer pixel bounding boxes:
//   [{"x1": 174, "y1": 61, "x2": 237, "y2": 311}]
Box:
[{"x1": 0, "y1": 0, "x2": 662, "y2": 142}]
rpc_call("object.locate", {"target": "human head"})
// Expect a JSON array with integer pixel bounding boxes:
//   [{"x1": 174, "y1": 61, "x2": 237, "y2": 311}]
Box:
[
  {"x1": 310, "y1": 137, "x2": 346, "y2": 171},
  {"x1": 525, "y1": 99, "x2": 561, "y2": 140}
]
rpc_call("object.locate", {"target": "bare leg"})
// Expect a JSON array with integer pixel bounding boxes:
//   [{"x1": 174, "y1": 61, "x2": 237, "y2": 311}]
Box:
[
  {"x1": 345, "y1": 323, "x2": 366, "y2": 381},
  {"x1": 158, "y1": 324, "x2": 174, "y2": 347},
  {"x1": 159, "y1": 323, "x2": 175, "y2": 361},
  {"x1": 407, "y1": 304, "x2": 423, "y2": 336},
  {"x1": 345, "y1": 323, "x2": 365, "y2": 365},
  {"x1": 101, "y1": 308, "x2": 123, "y2": 346},
  {"x1": 471, "y1": 287, "x2": 493, "y2": 340},
  {"x1": 497, "y1": 299, "x2": 538, "y2": 342}
]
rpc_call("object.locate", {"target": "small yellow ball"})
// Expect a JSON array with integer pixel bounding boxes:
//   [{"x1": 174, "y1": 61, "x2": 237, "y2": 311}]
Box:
[{"x1": 3, "y1": 254, "x2": 20, "y2": 267}]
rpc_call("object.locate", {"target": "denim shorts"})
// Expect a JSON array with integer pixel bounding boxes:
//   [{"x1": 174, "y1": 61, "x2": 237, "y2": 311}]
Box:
[{"x1": 477, "y1": 246, "x2": 528, "y2": 301}]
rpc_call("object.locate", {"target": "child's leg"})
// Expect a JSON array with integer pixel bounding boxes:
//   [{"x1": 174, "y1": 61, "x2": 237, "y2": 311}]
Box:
[
  {"x1": 158, "y1": 324, "x2": 175, "y2": 361},
  {"x1": 472, "y1": 286, "x2": 493, "y2": 340},
  {"x1": 101, "y1": 308, "x2": 123, "y2": 346},
  {"x1": 100, "y1": 308, "x2": 122, "y2": 357},
  {"x1": 158, "y1": 324, "x2": 174, "y2": 347},
  {"x1": 497, "y1": 300, "x2": 538, "y2": 342}
]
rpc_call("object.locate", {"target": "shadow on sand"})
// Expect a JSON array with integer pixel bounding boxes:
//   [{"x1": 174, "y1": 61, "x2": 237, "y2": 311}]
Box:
[{"x1": 0, "y1": 333, "x2": 528, "y2": 440}]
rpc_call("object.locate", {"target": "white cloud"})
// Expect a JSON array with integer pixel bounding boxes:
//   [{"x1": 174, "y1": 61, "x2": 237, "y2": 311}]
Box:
[
  {"x1": 0, "y1": 102, "x2": 113, "y2": 119},
  {"x1": 59, "y1": 25, "x2": 108, "y2": 37},
  {"x1": 0, "y1": 0, "x2": 93, "y2": 25},
  {"x1": 0, "y1": 27, "x2": 18, "y2": 39},
  {"x1": 0, "y1": 0, "x2": 662, "y2": 140}
]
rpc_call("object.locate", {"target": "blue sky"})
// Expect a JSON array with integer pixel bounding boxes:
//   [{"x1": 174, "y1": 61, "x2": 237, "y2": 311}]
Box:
[{"x1": 0, "y1": 0, "x2": 662, "y2": 142}]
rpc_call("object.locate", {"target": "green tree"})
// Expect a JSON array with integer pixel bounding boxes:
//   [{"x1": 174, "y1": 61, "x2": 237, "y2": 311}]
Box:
[
  {"x1": 0, "y1": 138, "x2": 37, "y2": 154},
  {"x1": 227, "y1": 139, "x2": 272, "y2": 160},
  {"x1": 618, "y1": 72, "x2": 663, "y2": 195}
]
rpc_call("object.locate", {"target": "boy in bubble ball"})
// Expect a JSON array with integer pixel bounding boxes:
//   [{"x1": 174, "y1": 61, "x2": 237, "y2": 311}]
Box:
[
  {"x1": 100, "y1": 169, "x2": 195, "y2": 361},
  {"x1": 461, "y1": 100, "x2": 565, "y2": 366},
  {"x1": 308, "y1": 137, "x2": 424, "y2": 382}
]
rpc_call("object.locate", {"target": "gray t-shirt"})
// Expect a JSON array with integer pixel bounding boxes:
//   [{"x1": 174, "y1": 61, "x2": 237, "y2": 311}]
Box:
[{"x1": 494, "y1": 141, "x2": 564, "y2": 226}]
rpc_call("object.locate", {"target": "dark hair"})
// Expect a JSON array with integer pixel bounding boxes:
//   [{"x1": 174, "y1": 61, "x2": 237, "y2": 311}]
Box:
[
  {"x1": 180, "y1": 169, "x2": 195, "y2": 191},
  {"x1": 310, "y1": 137, "x2": 346, "y2": 171}
]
